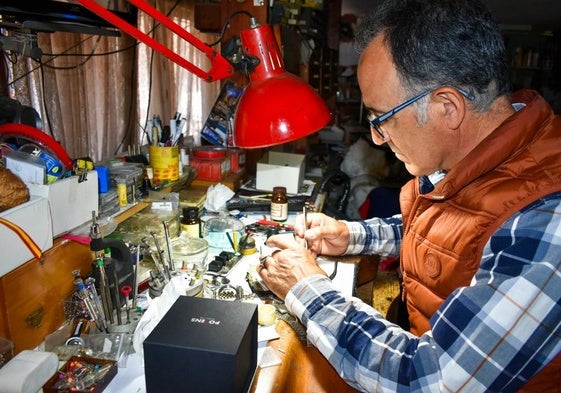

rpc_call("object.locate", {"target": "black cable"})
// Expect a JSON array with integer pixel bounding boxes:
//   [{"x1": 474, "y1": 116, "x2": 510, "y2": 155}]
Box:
[
  {"x1": 40, "y1": 35, "x2": 103, "y2": 71},
  {"x1": 5, "y1": 0, "x2": 183, "y2": 154},
  {"x1": 207, "y1": 10, "x2": 255, "y2": 47},
  {"x1": 6, "y1": 34, "x2": 94, "y2": 87}
]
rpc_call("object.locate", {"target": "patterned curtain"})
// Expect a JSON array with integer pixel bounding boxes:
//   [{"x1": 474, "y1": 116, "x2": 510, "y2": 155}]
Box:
[{"x1": 4, "y1": 0, "x2": 220, "y2": 162}]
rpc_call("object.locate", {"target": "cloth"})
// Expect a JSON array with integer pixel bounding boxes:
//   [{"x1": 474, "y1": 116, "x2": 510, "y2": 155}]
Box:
[{"x1": 284, "y1": 91, "x2": 561, "y2": 393}]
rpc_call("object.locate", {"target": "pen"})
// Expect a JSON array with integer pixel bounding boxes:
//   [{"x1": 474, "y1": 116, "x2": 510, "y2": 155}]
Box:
[{"x1": 303, "y1": 206, "x2": 308, "y2": 249}]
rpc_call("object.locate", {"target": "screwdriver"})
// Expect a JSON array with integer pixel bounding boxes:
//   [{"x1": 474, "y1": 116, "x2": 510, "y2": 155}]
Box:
[{"x1": 120, "y1": 285, "x2": 132, "y2": 324}]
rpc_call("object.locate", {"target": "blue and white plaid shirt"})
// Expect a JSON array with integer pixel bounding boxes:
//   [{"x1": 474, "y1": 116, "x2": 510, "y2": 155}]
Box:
[{"x1": 285, "y1": 192, "x2": 561, "y2": 392}]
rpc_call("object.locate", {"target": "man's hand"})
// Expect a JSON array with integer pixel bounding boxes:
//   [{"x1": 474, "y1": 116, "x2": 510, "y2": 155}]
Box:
[
  {"x1": 292, "y1": 212, "x2": 350, "y2": 256},
  {"x1": 257, "y1": 234, "x2": 326, "y2": 301}
]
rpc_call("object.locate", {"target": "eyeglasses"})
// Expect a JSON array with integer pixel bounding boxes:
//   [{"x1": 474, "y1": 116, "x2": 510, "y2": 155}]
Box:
[{"x1": 367, "y1": 87, "x2": 475, "y2": 139}]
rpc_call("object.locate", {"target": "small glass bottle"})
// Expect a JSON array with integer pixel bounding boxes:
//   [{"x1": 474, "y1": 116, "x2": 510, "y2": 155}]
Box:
[
  {"x1": 270, "y1": 186, "x2": 288, "y2": 222},
  {"x1": 180, "y1": 206, "x2": 200, "y2": 238}
]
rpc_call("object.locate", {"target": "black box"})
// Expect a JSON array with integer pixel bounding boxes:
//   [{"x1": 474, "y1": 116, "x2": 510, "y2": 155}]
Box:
[{"x1": 143, "y1": 296, "x2": 258, "y2": 393}]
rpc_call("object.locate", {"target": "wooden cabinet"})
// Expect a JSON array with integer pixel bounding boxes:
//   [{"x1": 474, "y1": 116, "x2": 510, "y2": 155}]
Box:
[
  {"x1": 0, "y1": 239, "x2": 93, "y2": 353},
  {"x1": 194, "y1": 1, "x2": 222, "y2": 33}
]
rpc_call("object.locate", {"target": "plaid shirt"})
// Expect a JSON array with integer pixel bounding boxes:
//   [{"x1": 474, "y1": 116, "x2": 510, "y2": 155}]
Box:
[{"x1": 285, "y1": 192, "x2": 561, "y2": 392}]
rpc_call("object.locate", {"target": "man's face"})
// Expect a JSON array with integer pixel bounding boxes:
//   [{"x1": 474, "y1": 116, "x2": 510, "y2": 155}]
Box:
[{"x1": 357, "y1": 35, "x2": 450, "y2": 177}]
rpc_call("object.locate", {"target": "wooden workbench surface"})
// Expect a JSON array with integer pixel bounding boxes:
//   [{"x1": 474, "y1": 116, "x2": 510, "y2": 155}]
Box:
[{"x1": 250, "y1": 319, "x2": 360, "y2": 393}]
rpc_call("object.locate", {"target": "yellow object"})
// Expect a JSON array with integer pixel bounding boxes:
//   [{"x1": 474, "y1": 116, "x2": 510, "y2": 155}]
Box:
[
  {"x1": 149, "y1": 146, "x2": 179, "y2": 182},
  {"x1": 258, "y1": 304, "x2": 277, "y2": 326},
  {"x1": 241, "y1": 246, "x2": 257, "y2": 255},
  {"x1": 117, "y1": 183, "x2": 127, "y2": 206}
]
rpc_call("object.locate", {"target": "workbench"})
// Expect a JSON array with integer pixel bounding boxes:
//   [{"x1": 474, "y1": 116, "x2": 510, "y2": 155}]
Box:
[
  {"x1": 102, "y1": 252, "x2": 363, "y2": 393},
  {"x1": 0, "y1": 177, "x2": 377, "y2": 392}
]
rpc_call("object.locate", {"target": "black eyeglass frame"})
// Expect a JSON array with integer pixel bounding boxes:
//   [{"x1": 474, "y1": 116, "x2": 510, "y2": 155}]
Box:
[{"x1": 367, "y1": 86, "x2": 475, "y2": 138}]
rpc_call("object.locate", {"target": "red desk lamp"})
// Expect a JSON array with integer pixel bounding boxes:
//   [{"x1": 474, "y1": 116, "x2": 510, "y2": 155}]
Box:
[{"x1": 76, "y1": 0, "x2": 331, "y2": 148}]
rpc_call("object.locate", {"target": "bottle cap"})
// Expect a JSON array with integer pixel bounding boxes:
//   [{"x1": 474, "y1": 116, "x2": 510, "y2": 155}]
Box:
[{"x1": 273, "y1": 186, "x2": 286, "y2": 193}]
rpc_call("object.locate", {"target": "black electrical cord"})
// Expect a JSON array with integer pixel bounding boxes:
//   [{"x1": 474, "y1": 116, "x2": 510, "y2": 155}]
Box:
[{"x1": 207, "y1": 10, "x2": 255, "y2": 47}]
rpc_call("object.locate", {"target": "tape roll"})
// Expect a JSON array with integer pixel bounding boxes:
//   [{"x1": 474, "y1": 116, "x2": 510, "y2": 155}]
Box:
[{"x1": 19, "y1": 143, "x2": 64, "y2": 183}]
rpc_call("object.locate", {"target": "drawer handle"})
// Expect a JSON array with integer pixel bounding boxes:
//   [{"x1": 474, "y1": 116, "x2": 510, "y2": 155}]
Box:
[{"x1": 26, "y1": 307, "x2": 44, "y2": 328}]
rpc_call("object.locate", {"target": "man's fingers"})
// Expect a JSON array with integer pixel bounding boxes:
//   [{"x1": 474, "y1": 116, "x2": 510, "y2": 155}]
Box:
[{"x1": 267, "y1": 233, "x2": 304, "y2": 249}]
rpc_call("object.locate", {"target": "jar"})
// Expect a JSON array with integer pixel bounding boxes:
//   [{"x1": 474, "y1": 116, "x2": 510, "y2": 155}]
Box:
[
  {"x1": 270, "y1": 186, "x2": 288, "y2": 222},
  {"x1": 171, "y1": 235, "x2": 208, "y2": 272},
  {"x1": 180, "y1": 206, "x2": 200, "y2": 238},
  {"x1": 171, "y1": 235, "x2": 209, "y2": 297},
  {"x1": 202, "y1": 213, "x2": 245, "y2": 254}
]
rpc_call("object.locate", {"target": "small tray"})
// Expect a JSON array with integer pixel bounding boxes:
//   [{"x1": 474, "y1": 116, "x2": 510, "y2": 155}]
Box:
[{"x1": 43, "y1": 355, "x2": 117, "y2": 393}]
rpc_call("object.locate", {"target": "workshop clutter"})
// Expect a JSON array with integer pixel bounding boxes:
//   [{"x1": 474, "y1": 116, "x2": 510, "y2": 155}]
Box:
[
  {"x1": 96, "y1": 160, "x2": 144, "y2": 217},
  {"x1": 200, "y1": 81, "x2": 244, "y2": 148},
  {"x1": 0, "y1": 123, "x2": 99, "y2": 271},
  {"x1": 0, "y1": 123, "x2": 74, "y2": 185}
]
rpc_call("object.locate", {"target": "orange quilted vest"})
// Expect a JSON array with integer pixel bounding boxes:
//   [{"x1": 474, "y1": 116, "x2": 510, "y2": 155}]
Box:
[{"x1": 399, "y1": 90, "x2": 561, "y2": 391}]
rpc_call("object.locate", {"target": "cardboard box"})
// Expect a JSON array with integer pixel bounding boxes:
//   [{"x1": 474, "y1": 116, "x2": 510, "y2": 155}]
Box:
[
  {"x1": 143, "y1": 296, "x2": 258, "y2": 393},
  {"x1": 256, "y1": 151, "x2": 305, "y2": 194},
  {"x1": 0, "y1": 195, "x2": 53, "y2": 276},
  {"x1": 26, "y1": 171, "x2": 99, "y2": 236}
]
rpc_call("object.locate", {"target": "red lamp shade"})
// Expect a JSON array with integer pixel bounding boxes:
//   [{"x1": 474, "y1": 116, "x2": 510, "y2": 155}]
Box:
[{"x1": 234, "y1": 24, "x2": 331, "y2": 148}]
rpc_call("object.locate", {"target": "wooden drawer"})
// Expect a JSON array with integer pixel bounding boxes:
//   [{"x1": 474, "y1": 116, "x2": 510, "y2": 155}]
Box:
[{"x1": 0, "y1": 239, "x2": 93, "y2": 353}]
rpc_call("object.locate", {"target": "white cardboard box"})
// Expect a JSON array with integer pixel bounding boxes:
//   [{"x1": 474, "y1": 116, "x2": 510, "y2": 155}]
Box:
[
  {"x1": 0, "y1": 195, "x2": 53, "y2": 276},
  {"x1": 26, "y1": 171, "x2": 99, "y2": 237},
  {"x1": 256, "y1": 151, "x2": 305, "y2": 194}
]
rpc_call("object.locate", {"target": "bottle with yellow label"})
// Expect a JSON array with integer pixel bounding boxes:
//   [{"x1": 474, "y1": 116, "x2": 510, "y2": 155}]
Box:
[{"x1": 181, "y1": 206, "x2": 200, "y2": 238}]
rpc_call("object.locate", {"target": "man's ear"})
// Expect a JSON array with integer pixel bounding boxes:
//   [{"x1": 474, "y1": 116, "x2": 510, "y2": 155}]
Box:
[{"x1": 433, "y1": 87, "x2": 466, "y2": 130}]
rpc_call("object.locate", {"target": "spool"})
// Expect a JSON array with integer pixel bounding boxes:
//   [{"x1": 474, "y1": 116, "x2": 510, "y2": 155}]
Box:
[{"x1": 149, "y1": 145, "x2": 179, "y2": 182}]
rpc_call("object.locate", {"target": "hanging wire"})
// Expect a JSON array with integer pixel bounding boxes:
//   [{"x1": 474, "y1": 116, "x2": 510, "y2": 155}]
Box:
[{"x1": 207, "y1": 10, "x2": 255, "y2": 47}]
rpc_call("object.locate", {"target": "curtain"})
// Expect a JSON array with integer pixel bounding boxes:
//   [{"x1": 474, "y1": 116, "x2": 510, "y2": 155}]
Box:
[{"x1": 4, "y1": 0, "x2": 220, "y2": 163}]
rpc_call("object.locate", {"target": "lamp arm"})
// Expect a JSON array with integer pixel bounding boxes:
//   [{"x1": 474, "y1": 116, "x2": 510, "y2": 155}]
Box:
[{"x1": 77, "y1": 0, "x2": 235, "y2": 82}]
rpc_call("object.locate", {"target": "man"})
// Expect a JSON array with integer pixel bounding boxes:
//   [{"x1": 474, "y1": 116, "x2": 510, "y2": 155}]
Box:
[{"x1": 257, "y1": 0, "x2": 561, "y2": 391}]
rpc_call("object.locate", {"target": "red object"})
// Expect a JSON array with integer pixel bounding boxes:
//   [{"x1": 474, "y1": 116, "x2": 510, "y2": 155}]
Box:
[
  {"x1": 191, "y1": 147, "x2": 229, "y2": 181},
  {"x1": 76, "y1": 0, "x2": 331, "y2": 149},
  {"x1": 120, "y1": 285, "x2": 132, "y2": 299},
  {"x1": 233, "y1": 25, "x2": 331, "y2": 148},
  {"x1": 0, "y1": 123, "x2": 73, "y2": 170},
  {"x1": 256, "y1": 219, "x2": 294, "y2": 231},
  {"x1": 76, "y1": 0, "x2": 234, "y2": 82},
  {"x1": 228, "y1": 148, "x2": 245, "y2": 173},
  {"x1": 192, "y1": 146, "x2": 227, "y2": 159}
]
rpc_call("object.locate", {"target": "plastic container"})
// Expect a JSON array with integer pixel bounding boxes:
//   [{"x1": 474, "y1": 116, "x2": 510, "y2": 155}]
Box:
[
  {"x1": 190, "y1": 146, "x2": 230, "y2": 181},
  {"x1": 202, "y1": 214, "x2": 244, "y2": 255},
  {"x1": 172, "y1": 235, "x2": 208, "y2": 272}
]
